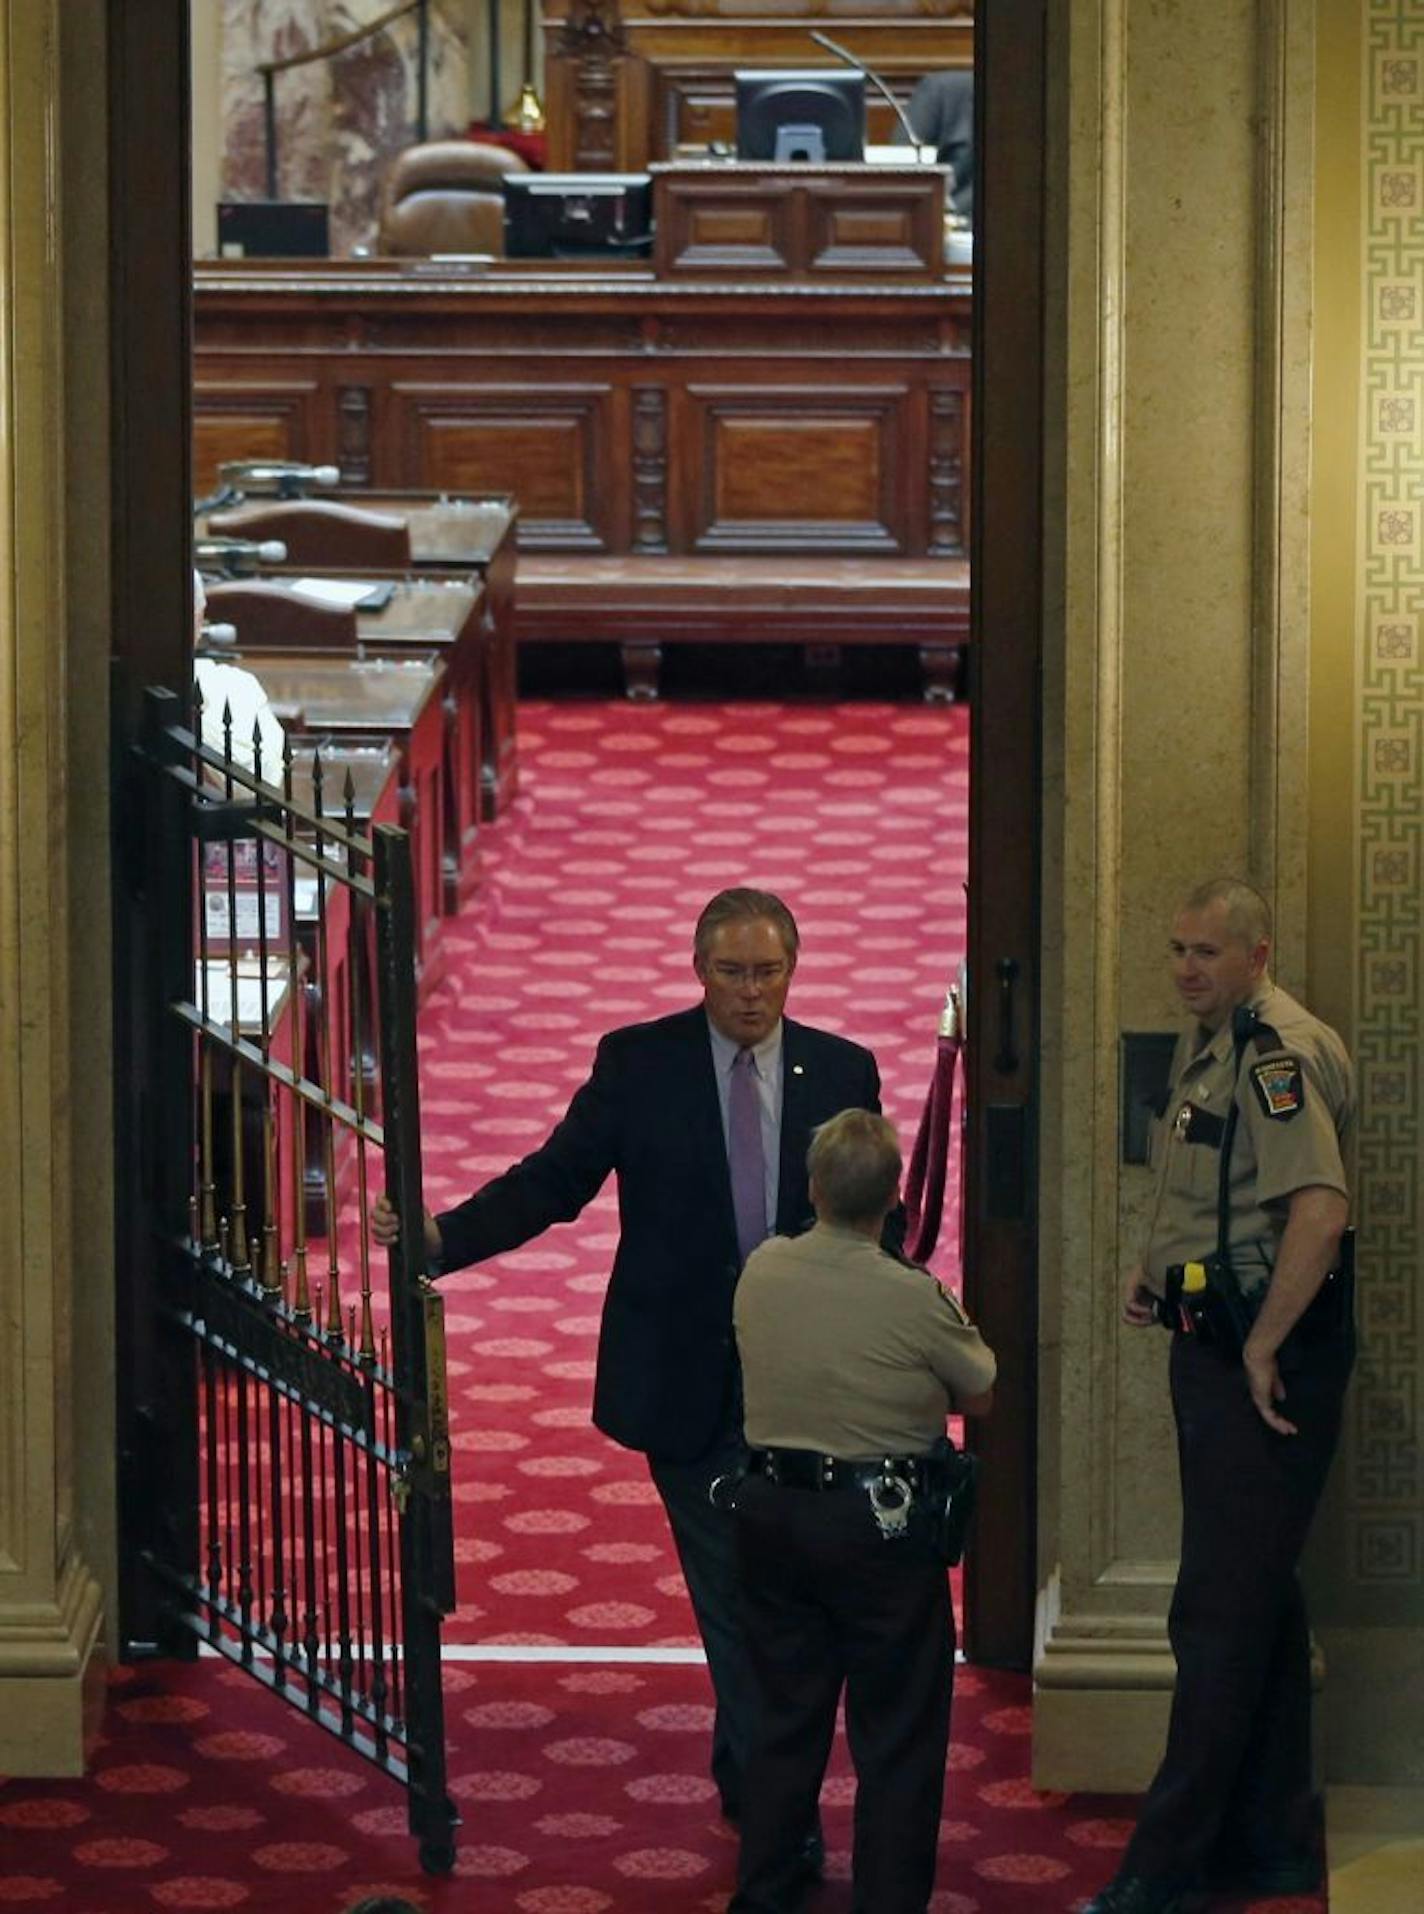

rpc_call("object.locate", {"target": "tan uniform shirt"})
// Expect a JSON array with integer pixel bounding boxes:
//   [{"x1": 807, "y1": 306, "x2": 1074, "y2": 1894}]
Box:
[
  {"x1": 734, "y1": 1220, "x2": 997, "y2": 1456},
  {"x1": 1142, "y1": 981, "x2": 1353, "y2": 1297}
]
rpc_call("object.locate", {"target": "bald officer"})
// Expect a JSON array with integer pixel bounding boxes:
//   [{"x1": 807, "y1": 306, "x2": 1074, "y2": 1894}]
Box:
[
  {"x1": 729, "y1": 1109, "x2": 995, "y2": 1914},
  {"x1": 1086, "y1": 879, "x2": 1355, "y2": 1914}
]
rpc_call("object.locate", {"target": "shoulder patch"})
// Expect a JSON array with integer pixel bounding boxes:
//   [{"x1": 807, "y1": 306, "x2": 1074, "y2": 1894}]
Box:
[{"x1": 1250, "y1": 1055, "x2": 1304, "y2": 1121}]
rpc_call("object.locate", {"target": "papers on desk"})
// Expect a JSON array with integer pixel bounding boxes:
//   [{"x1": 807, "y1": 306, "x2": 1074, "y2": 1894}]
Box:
[
  {"x1": 290, "y1": 577, "x2": 395, "y2": 612},
  {"x1": 197, "y1": 958, "x2": 292, "y2": 1031},
  {"x1": 865, "y1": 144, "x2": 941, "y2": 165}
]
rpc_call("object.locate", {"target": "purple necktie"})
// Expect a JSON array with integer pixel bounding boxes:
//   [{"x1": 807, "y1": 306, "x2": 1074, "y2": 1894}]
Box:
[{"x1": 729, "y1": 1047, "x2": 768, "y2": 1266}]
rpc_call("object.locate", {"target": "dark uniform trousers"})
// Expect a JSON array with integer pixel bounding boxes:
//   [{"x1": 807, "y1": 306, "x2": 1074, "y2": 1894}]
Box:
[
  {"x1": 728, "y1": 1473, "x2": 953, "y2": 1914},
  {"x1": 1123, "y1": 1327, "x2": 1353, "y2": 1883}
]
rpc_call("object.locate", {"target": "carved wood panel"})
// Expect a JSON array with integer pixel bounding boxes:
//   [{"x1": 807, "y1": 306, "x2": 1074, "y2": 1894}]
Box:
[
  {"x1": 683, "y1": 384, "x2": 908, "y2": 553},
  {"x1": 192, "y1": 381, "x2": 322, "y2": 496},
  {"x1": 391, "y1": 383, "x2": 617, "y2": 550},
  {"x1": 806, "y1": 176, "x2": 942, "y2": 277},
  {"x1": 631, "y1": 387, "x2": 669, "y2": 551},
  {"x1": 653, "y1": 166, "x2": 943, "y2": 280},
  {"x1": 927, "y1": 384, "x2": 968, "y2": 555}
]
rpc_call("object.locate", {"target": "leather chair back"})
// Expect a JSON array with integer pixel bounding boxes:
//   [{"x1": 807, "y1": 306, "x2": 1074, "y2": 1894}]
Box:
[
  {"x1": 208, "y1": 501, "x2": 413, "y2": 570},
  {"x1": 378, "y1": 139, "x2": 528, "y2": 257}
]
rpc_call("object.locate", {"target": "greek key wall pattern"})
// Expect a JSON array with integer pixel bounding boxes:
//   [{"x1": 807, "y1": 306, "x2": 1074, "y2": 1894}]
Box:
[{"x1": 1353, "y1": 0, "x2": 1424, "y2": 1590}]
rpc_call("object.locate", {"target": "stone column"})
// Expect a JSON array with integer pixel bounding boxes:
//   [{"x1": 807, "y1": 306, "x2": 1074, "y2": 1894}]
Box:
[
  {"x1": 1033, "y1": 0, "x2": 1318, "y2": 1789},
  {"x1": 0, "y1": 0, "x2": 107, "y2": 1774}
]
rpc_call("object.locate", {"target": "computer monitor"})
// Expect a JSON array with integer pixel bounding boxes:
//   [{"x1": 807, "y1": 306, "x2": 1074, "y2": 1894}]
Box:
[
  {"x1": 217, "y1": 200, "x2": 330, "y2": 259},
  {"x1": 735, "y1": 69, "x2": 866, "y2": 163},
  {"x1": 503, "y1": 174, "x2": 654, "y2": 259}
]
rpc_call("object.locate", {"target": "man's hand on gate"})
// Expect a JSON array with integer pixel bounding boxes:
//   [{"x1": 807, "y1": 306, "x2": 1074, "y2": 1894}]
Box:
[
  {"x1": 1243, "y1": 1340, "x2": 1298, "y2": 1436},
  {"x1": 371, "y1": 1194, "x2": 443, "y2": 1266},
  {"x1": 1122, "y1": 1262, "x2": 1157, "y2": 1328}
]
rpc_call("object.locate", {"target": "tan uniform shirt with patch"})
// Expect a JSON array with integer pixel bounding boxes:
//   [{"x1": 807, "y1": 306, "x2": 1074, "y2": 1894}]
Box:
[
  {"x1": 734, "y1": 1220, "x2": 997, "y2": 1456},
  {"x1": 1142, "y1": 981, "x2": 1354, "y2": 1298}
]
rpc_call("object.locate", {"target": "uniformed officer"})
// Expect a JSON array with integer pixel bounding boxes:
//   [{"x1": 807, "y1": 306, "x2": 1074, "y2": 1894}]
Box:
[
  {"x1": 728, "y1": 1107, "x2": 996, "y2": 1914},
  {"x1": 1085, "y1": 878, "x2": 1355, "y2": 1914}
]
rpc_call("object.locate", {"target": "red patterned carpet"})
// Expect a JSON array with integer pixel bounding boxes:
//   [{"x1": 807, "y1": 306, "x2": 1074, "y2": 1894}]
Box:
[{"x1": 0, "y1": 701, "x2": 1327, "y2": 1912}]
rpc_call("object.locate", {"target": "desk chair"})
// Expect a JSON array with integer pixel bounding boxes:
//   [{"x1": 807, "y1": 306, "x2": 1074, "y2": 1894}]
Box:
[{"x1": 378, "y1": 139, "x2": 528, "y2": 257}]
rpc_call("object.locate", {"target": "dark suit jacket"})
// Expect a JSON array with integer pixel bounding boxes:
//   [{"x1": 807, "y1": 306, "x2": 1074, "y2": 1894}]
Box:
[
  {"x1": 436, "y1": 1006, "x2": 898, "y2": 1463},
  {"x1": 900, "y1": 70, "x2": 974, "y2": 222}
]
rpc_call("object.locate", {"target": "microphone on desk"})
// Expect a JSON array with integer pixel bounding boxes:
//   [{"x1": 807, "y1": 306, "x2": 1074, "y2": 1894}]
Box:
[
  {"x1": 216, "y1": 459, "x2": 341, "y2": 499},
  {"x1": 808, "y1": 30, "x2": 923, "y2": 153},
  {"x1": 198, "y1": 621, "x2": 239, "y2": 651},
  {"x1": 194, "y1": 535, "x2": 289, "y2": 574}
]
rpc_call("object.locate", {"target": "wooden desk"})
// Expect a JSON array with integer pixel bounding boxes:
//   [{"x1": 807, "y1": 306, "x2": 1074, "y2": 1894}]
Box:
[
  {"x1": 651, "y1": 163, "x2": 946, "y2": 282},
  {"x1": 202, "y1": 494, "x2": 519, "y2": 820},
  {"x1": 235, "y1": 652, "x2": 447, "y2": 987},
  {"x1": 208, "y1": 577, "x2": 485, "y2": 914},
  {"x1": 194, "y1": 251, "x2": 971, "y2": 694}
]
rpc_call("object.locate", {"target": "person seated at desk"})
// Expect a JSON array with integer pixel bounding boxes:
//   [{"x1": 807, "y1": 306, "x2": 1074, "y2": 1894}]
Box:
[
  {"x1": 192, "y1": 569, "x2": 286, "y2": 774},
  {"x1": 895, "y1": 69, "x2": 974, "y2": 222}
]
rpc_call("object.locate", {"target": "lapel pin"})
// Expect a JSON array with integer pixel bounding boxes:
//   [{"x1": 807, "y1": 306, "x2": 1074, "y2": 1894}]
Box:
[{"x1": 792, "y1": 1064, "x2": 804, "y2": 1076}]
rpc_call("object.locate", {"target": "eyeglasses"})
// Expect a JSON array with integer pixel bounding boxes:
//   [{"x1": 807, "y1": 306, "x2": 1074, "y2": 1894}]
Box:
[{"x1": 708, "y1": 962, "x2": 790, "y2": 989}]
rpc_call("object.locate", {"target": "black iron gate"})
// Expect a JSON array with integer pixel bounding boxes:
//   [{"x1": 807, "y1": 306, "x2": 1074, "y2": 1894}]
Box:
[{"x1": 123, "y1": 684, "x2": 457, "y2": 1871}]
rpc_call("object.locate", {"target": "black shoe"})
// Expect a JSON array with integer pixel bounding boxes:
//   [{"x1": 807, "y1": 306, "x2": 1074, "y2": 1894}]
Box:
[
  {"x1": 1210, "y1": 1854, "x2": 1322, "y2": 1897},
  {"x1": 1080, "y1": 1878, "x2": 1195, "y2": 1914},
  {"x1": 795, "y1": 1827, "x2": 825, "y2": 1883}
]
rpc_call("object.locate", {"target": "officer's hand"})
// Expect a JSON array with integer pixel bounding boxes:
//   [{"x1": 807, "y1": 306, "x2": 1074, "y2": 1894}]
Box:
[
  {"x1": 1243, "y1": 1343, "x2": 1298, "y2": 1436},
  {"x1": 1121, "y1": 1263, "x2": 1156, "y2": 1328}
]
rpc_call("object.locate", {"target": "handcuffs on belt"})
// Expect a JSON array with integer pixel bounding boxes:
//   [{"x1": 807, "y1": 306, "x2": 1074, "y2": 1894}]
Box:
[
  {"x1": 867, "y1": 1467, "x2": 915, "y2": 1541},
  {"x1": 709, "y1": 1451, "x2": 917, "y2": 1542}
]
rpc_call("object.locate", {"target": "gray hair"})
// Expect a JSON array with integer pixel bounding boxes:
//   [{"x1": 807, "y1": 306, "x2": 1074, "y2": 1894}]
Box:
[
  {"x1": 693, "y1": 888, "x2": 800, "y2": 965},
  {"x1": 1181, "y1": 877, "x2": 1272, "y2": 950},
  {"x1": 807, "y1": 1109, "x2": 902, "y2": 1226}
]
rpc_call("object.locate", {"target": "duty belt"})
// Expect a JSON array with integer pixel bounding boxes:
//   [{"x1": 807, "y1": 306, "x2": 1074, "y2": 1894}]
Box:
[{"x1": 747, "y1": 1446, "x2": 933, "y2": 1496}]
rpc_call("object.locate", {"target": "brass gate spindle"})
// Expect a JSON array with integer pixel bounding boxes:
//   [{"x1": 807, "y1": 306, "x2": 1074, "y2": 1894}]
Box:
[
  {"x1": 193, "y1": 682, "x2": 218, "y2": 1250},
  {"x1": 312, "y1": 753, "x2": 343, "y2": 1344},
  {"x1": 235, "y1": 1358, "x2": 255, "y2": 1661},
  {"x1": 331, "y1": 1412, "x2": 356, "y2": 1738},
  {"x1": 364, "y1": 1363, "x2": 389, "y2": 1758},
  {"x1": 203, "y1": 1342, "x2": 223, "y2": 1637},
  {"x1": 346, "y1": 773, "x2": 377, "y2": 1367},
  {"x1": 282, "y1": 735, "x2": 311, "y2": 1322},
  {"x1": 298, "y1": 1378, "x2": 320, "y2": 1712},
  {"x1": 222, "y1": 701, "x2": 250, "y2": 1277},
  {"x1": 221, "y1": 1350, "x2": 236, "y2": 1629},
  {"x1": 345, "y1": 1310, "x2": 370, "y2": 1721},
  {"x1": 252, "y1": 720, "x2": 281, "y2": 1297},
  {"x1": 380, "y1": 1325, "x2": 403, "y2": 1727},
  {"x1": 316, "y1": 1364, "x2": 335, "y2": 1690},
  {"x1": 267, "y1": 1374, "x2": 289, "y2": 1690}
]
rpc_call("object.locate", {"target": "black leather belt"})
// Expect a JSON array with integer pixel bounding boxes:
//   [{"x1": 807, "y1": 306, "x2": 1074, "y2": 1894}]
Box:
[{"x1": 747, "y1": 1446, "x2": 932, "y2": 1494}]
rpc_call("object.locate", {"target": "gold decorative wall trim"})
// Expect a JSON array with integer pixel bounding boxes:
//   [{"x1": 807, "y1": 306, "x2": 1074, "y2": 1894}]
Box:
[{"x1": 1348, "y1": 0, "x2": 1424, "y2": 1600}]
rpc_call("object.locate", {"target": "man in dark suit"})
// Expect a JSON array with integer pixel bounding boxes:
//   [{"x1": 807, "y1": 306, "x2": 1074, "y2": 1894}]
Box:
[
  {"x1": 897, "y1": 68, "x2": 974, "y2": 222},
  {"x1": 372, "y1": 886, "x2": 898, "y2": 1838}
]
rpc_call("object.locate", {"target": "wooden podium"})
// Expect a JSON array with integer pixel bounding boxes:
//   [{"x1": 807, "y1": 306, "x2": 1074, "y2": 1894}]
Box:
[{"x1": 651, "y1": 163, "x2": 946, "y2": 282}]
